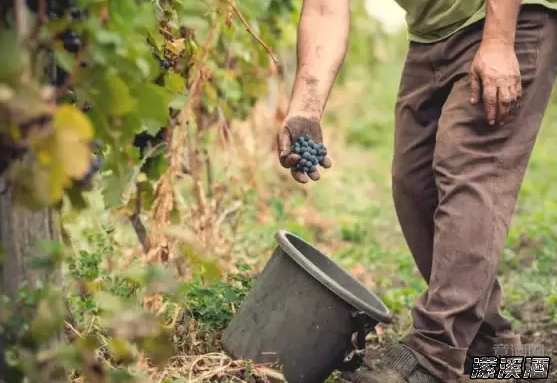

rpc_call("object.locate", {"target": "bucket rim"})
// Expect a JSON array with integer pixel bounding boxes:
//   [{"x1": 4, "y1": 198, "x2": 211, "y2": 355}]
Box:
[{"x1": 275, "y1": 230, "x2": 393, "y2": 324}]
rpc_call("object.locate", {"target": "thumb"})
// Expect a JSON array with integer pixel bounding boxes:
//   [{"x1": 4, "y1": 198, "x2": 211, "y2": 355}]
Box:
[
  {"x1": 277, "y1": 127, "x2": 291, "y2": 158},
  {"x1": 469, "y1": 70, "x2": 481, "y2": 105}
]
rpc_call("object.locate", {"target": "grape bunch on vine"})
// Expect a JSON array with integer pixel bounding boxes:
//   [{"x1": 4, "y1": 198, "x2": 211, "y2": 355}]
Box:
[
  {"x1": 0, "y1": 0, "x2": 296, "y2": 212},
  {"x1": 0, "y1": 1, "x2": 299, "y2": 383}
]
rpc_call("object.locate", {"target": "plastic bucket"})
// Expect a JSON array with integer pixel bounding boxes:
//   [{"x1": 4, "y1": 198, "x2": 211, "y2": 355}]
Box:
[{"x1": 221, "y1": 231, "x2": 393, "y2": 383}]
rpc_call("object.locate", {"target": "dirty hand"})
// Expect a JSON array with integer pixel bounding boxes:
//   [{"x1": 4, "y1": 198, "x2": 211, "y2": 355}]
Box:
[
  {"x1": 469, "y1": 40, "x2": 521, "y2": 125},
  {"x1": 277, "y1": 115, "x2": 332, "y2": 184}
]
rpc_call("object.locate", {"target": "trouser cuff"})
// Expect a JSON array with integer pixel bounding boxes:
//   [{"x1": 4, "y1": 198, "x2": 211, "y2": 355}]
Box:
[
  {"x1": 401, "y1": 328, "x2": 467, "y2": 383},
  {"x1": 468, "y1": 332, "x2": 521, "y2": 357}
]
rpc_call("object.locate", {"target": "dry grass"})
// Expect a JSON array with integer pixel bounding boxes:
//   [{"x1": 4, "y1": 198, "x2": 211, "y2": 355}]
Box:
[{"x1": 149, "y1": 354, "x2": 285, "y2": 383}]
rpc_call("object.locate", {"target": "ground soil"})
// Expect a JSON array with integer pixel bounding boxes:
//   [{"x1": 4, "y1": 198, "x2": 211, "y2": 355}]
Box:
[{"x1": 359, "y1": 297, "x2": 557, "y2": 382}]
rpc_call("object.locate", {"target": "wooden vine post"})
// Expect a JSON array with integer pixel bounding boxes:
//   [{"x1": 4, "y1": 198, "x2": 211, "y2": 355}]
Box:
[
  {"x1": 0, "y1": 1, "x2": 62, "y2": 381},
  {"x1": 0, "y1": 185, "x2": 60, "y2": 300}
]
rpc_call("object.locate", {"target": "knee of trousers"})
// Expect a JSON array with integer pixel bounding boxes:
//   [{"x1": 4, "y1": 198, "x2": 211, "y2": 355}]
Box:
[{"x1": 391, "y1": 170, "x2": 437, "y2": 207}]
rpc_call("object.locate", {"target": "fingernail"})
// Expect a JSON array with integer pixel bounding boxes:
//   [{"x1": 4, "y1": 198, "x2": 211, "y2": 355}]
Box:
[{"x1": 470, "y1": 97, "x2": 475, "y2": 103}]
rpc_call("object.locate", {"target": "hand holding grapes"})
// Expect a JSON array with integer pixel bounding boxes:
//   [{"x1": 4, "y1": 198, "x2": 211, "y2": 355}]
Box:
[{"x1": 277, "y1": 116, "x2": 332, "y2": 184}]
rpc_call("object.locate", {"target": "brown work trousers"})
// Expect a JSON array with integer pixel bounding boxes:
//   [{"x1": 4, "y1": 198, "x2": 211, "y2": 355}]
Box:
[{"x1": 392, "y1": 5, "x2": 557, "y2": 383}]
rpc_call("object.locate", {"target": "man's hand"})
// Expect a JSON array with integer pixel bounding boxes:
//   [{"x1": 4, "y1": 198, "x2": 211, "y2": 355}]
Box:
[
  {"x1": 470, "y1": 0, "x2": 522, "y2": 126},
  {"x1": 277, "y1": 115, "x2": 332, "y2": 184},
  {"x1": 278, "y1": 0, "x2": 349, "y2": 183},
  {"x1": 469, "y1": 40, "x2": 521, "y2": 125}
]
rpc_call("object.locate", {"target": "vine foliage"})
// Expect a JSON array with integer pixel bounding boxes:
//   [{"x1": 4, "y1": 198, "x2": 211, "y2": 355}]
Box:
[
  {"x1": 0, "y1": 0, "x2": 295, "y2": 211},
  {"x1": 0, "y1": 0, "x2": 296, "y2": 382}
]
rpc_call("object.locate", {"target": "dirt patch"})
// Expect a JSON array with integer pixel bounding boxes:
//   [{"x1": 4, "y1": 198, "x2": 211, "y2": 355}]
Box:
[
  {"x1": 352, "y1": 297, "x2": 557, "y2": 382},
  {"x1": 514, "y1": 298, "x2": 557, "y2": 381}
]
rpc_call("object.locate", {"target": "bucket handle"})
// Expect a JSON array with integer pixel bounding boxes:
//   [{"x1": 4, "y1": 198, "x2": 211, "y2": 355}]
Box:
[{"x1": 336, "y1": 311, "x2": 373, "y2": 372}]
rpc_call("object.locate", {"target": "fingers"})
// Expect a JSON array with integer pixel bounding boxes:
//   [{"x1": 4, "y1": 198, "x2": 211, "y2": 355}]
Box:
[
  {"x1": 497, "y1": 86, "x2": 516, "y2": 123},
  {"x1": 472, "y1": 71, "x2": 522, "y2": 125},
  {"x1": 515, "y1": 78, "x2": 522, "y2": 100},
  {"x1": 277, "y1": 127, "x2": 292, "y2": 167},
  {"x1": 308, "y1": 170, "x2": 320, "y2": 181},
  {"x1": 320, "y1": 157, "x2": 332, "y2": 169},
  {"x1": 482, "y1": 82, "x2": 498, "y2": 125},
  {"x1": 484, "y1": 83, "x2": 521, "y2": 125},
  {"x1": 281, "y1": 153, "x2": 301, "y2": 169},
  {"x1": 291, "y1": 168, "x2": 322, "y2": 183},
  {"x1": 470, "y1": 71, "x2": 481, "y2": 104},
  {"x1": 291, "y1": 168, "x2": 309, "y2": 184}
]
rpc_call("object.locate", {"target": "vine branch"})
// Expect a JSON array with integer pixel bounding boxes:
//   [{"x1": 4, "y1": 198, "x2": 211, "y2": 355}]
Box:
[
  {"x1": 228, "y1": 1, "x2": 278, "y2": 64},
  {"x1": 14, "y1": 0, "x2": 29, "y2": 41},
  {"x1": 130, "y1": 182, "x2": 151, "y2": 253},
  {"x1": 30, "y1": 0, "x2": 47, "y2": 42}
]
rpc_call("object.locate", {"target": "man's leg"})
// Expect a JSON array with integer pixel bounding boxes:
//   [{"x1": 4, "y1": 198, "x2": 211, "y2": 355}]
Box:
[
  {"x1": 338, "y1": 42, "x2": 448, "y2": 383},
  {"x1": 390, "y1": 32, "x2": 521, "y2": 382},
  {"x1": 339, "y1": 5, "x2": 557, "y2": 383},
  {"x1": 391, "y1": 30, "x2": 521, "y2": 381},
  {"x1": 401, "y1": 6, "x2": 557, "y2": 382}
]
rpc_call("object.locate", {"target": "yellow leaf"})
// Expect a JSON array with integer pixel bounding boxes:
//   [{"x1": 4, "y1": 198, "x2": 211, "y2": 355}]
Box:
[
  {"x1": 37, "y1": 148, "x2": 52, "y2": 165},
  {"x1": 166, "y1": 38, "x2": 185, "y2": 55},
  {"x1": 52, "y1": 104, "x2": 94, "y2": 180},
  {"x1": 54, "y1": 104, "x2": 94, "y2": 140}
]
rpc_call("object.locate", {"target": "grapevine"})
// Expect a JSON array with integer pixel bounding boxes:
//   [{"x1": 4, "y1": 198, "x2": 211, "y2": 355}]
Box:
[
  {"x1": 0, "y1": 0, "x2": 391, "y2": 382},
  {"x1": 0, "y1": 0, "x2": 300, "y2": 381},
  {"x1": 0, "y1": 0, "x2": 297, "y2": 208}
]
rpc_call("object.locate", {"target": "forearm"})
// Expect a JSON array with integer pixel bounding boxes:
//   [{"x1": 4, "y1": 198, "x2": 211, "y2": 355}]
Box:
[
  {"x1": 288, "y1": 0, "x2": 350, "y2": 119},
  {"x1": 482, "y1": 0, "x2": 522, "y2": 46}
]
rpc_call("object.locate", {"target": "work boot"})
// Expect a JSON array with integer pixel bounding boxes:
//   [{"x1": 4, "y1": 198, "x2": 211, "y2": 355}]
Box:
[
  {"x1": 463, "y1": 355, "x2": 474, "y2": 375},
  {"x1": 337, "y1": 343, "x2": 442, "y2": 383}
]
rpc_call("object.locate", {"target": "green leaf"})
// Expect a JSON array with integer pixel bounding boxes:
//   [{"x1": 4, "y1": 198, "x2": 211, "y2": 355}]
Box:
[
  {"x1": 29, "y1": 294, "x2": 65, "y2": 343},
  {"x1": 237, "y1": 0, "x2": 271, "y2": 21},
  {"x1": 91, "y1": 74, "x2": 136, "y2": 117},
  {"x1": 94, "y1": 291, "x2": 131, "y2": 315},
  {"x1": 54, "y1": 49, "x2": 75, "y2": 73},
  {"x1": 94, "y1": 29, "x2": 123, "y2": 46},
  {"x1": 140, "y1": 330, "x2": 174, "y2": 368},
  {"x1": 101, "y1": 145, "x2": 154, "y2": 208},
  {"x1": 0, "y1": 31, "x2": 24, "y2": 84},
  {"x1": 165, "y1": 70, "x2": 186, "y2": 93},
  {"x1": 169, "y1": 94, "x2": 187, "y2": 111},
  {"x1": 108, "y1": 338, "x2": 136, "y2": 365},
  {"x1": 144, "y1": 266, "x2": 180, "y2": 295},
  {"x1": 133, "y1": 83, "x2": 171, "y2": 126}
]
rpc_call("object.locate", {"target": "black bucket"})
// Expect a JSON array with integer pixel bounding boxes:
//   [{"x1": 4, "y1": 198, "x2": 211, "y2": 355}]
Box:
[{"x1": 221, "y1": 231, "x2": 393, "y2": 383}]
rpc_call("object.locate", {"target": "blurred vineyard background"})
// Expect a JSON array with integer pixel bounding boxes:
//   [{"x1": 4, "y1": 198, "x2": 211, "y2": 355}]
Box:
[{"x1": 2, "y1": 0, "x2": 557, "y2": 382}]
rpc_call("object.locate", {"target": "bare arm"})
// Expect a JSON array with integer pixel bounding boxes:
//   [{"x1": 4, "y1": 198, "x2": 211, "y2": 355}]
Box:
[
  {"x1": 482, "y1": 0, "x2": 521, "y2": 46},
  {"x1": 287, "y1": 0, "x2": 350, "y2": 120}
]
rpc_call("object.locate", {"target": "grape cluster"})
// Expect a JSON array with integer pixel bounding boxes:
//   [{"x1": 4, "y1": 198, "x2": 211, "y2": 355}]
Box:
[
  {"x1": 58, "y1": 3, "x2": 86, "y2": 53},
  {"x1": 46, "y1": 0, "x2": 87, "y2": 86},
  {"x1": 159, "y1": 59, "x2": 172, "y2": 70},
  {"x1": 290, "y1": 135, "x2": 327, "y2": 174},
  {"x1": 47, "y1": 0, "x2": 84, "y2": 18},
  {"x1": 60, "y1": 29, "x2": 82, "y2": 53}
]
